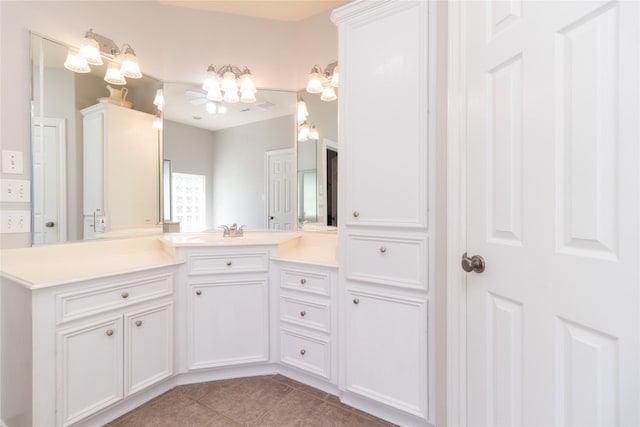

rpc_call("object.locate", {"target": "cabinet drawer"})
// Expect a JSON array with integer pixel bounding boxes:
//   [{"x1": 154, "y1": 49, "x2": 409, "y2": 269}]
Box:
[
  {"x1": 280, "y1": 329, "x2": 330, "y2": 379},
  {"x1": 281, "y1": 269, "x2": 330, "y2": 296},
  {"x1": 188, "y1": 252, "x2": 269, "y2": 275},
  {"x1": 56, "y1": 274, "x2": 173, "y2": 324},
  {"x1": 345, "y1": 233, "x2": 427, "y2": 291},
  {"x1": 280, "y1": 296, "x2": 330, "y2": 333}
]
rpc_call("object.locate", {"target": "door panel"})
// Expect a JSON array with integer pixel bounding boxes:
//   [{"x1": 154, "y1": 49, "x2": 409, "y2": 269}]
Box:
[
  {"x1": 267, "y1": 149, "x2": 294, "y2": 230},
  {"x1": 465, "y1": 1, "x2": 639, "y2": 425}
]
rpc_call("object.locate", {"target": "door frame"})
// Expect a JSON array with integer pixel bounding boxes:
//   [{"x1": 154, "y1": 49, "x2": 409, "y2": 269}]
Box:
[
  {"x1": 263, "y1": 147, "x2": 295, "y2": 229},
  {"x1": 32, "y1": 117, "x2": 67, "y2": 243},
  {"x1": 446, "y1": 2, "x2": 468, "y2": 426}
]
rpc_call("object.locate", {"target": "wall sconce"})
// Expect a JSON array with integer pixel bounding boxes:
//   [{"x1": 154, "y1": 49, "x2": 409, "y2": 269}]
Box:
[
  {"x1": 202, "y1": 64, "x2": 257, "y2": 104},
  {"x1": 306, "y1": 62, "x2": 339, "y2": 101},
  {"x1": 63, "y1": 29, "x2": 143, "y2": 86},
  {"x1": 298, "y1": 122, "x2": 319, "y2": 141}
]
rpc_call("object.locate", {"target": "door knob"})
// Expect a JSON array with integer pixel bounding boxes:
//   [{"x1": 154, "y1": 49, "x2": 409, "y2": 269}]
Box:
[
  {"x1": 461, "y1": 252, "x2": 485, "y2": 273},
  {"x1": 45, "y1": 221, "x2": 55, "y2": 228},
  {"x1": 269, "y1": 216, "x2": 274, "y2": 220}
]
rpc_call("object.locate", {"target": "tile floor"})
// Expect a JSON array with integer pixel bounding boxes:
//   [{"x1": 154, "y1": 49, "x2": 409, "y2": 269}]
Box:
[{"x1": 108, "y1": 375, "x2": 396, "y2": 426}]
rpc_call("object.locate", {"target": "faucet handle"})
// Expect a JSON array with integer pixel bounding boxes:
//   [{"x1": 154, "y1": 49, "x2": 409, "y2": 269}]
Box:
[{"x1": 218, "y1": 225, "x2": 230, "y2": 237}]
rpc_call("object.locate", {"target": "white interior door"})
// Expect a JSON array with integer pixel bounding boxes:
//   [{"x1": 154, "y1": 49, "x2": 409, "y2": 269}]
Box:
[
  {"x1": 465, "y1": 1, "x2": 639, "y2": 425},
  {"x1": 266, "y1": 148, "x2": 294, "y2": 230},
  {"x1": 32, "y1": 118, "x2": 66, "y2": 244}
]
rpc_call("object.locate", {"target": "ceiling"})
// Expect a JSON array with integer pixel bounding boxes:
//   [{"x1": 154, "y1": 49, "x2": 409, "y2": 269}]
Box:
[{"x1": 157, "y1": 1, "x2": 349, "y2": 22}]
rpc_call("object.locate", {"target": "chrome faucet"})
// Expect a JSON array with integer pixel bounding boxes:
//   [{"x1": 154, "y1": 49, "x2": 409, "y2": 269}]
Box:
[{"x1": 219, "y1": 223, "x2": 246, "y2": 237}]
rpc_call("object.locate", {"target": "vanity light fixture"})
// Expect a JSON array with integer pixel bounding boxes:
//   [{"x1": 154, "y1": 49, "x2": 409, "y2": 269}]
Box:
[
  {"x1": 309, "y1": 125, "x2": 319, "y2": 140},
  {"x1": 297, "y1": 97, "x2": 309, "y2": 124},
  {"x1": 63, "y1": 29, "x2": 143, "y2": 86},
  {"x1": 202, "y1": 64, "x2": 257, "y2": 104},
  {"x1": 305, "y1": 62, "x2": 339, "y2": 101}
]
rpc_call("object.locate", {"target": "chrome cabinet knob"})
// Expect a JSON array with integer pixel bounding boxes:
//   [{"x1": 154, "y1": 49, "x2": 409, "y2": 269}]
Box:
[
  {"x1": 300, "y1": 311, "x2": 306, "y2": 317},
  {"x1": 106, "y1": 330, "x2": 114, "y2": 336},
  {"x1": 121, "y1": 292, "x2": 129, "y2": 299},
  {"x1": 353, "y1": 211, "x2": 360, "y2": 218},
  {"x1": 353, "y1": 298, "x2": 360, "y2": 305},
  {"x1": 461, "y1": 252, "x2": 485, "y2": 273},
  {"x1": 135, "y1": 320, "x2": 142, "y2": 327},
  {"x1": 226, "y1": 260, "x2": 232, "y2": 266},
  {"x1": 379, "y1": 246, "x2": 387, "y2": 254},
  {"x1": 45, "y1": 221, "x2": 55, "y2": 228},
  {"x1": 196, "y1": 290, "x2": 202, "y2": 296},
  {"x1": 300, "y1": 278, "x2": 307, "y2": 285},
  {"x1": 300, "y1": 349, "x2": 306, "y2": 356}
]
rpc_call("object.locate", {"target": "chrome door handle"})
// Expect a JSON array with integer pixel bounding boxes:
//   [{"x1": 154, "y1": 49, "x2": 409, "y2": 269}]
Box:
[{"x1": 461, "y1": 252, "x2": 485, "y2": 273}]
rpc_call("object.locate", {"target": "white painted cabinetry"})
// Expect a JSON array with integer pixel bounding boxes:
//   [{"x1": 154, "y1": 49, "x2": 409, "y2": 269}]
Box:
[
  {"x1": 332, "y1": 1, "x2": 435, "y2": 425},
  {"x1": 182, "y1": 247, "x2": 271, "y2": 370},
  {"x1": 81, "y1": 103, "x2": 158, "y2": 238}
]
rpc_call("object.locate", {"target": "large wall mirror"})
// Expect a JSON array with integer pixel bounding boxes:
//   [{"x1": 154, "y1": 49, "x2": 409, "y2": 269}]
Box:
[{"x1": 30, "y1": 33, "x2": 162, "y2": 245}]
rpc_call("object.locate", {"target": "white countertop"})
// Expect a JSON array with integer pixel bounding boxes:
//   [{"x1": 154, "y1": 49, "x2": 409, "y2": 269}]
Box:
[{"x1": 0, "y1": 231, "x2": 338, "y2": 289}]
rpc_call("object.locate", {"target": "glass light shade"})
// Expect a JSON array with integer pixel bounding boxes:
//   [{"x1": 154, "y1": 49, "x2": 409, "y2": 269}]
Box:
[
  {"x1": 153, "y1": 89, "x2": 164, "y2": 111},
  {"x1": 306, "y1": 72, "x2": 324, "y2": 94},
  {"x1": 330, "y1": 66, "x2": 339, "y2": 87},
  {"x1": 79, "y1": 36, "x2": 103, "y2": 66},
  {"x1": 321, "y1": 85, "x2": 337, "y2": 101},
  {"x1": 309, "y1": 125, "x2": 319, "y2": 140},
  {"x1": 202, "y1": 67, "x2": 218, "y2": 91},
  {"x1": 239, "y1": 72, "x2": 256, "y2": 92},
  {"x1": 240, "y1": 89, "x2": 256, "y2": 103},
  {"x1": 64, "y1": 50, "x2": 90, "y2": 73},
  {"x1": 221, "y1": 71, "x2": 238, "y2": 93},
  {"x1": 104, "y1": 62, "x2": 127, "y2": 85},
  {"x1": 296, "y1": 100, "x2": 308, "y2": 124},
  {"x1": 121, "y1": 51, "x2": 142, "y2": 79},
  {"x1": 206, "y1": 102, "x2": 216, "y2": 114},
  {"x1": 206, "y1": 86, "x2": 223, "y2": 102},
  {"x1": 223, "y1": 90, "x2": 240, "y2": 103},
  {"x1": 297, "y1": 132, "x2": 308, "y2": 142},
  {"x1": 299, "y1": 123, "x2": 310, "y2": 140},
  {"x1": 152, "y1": 116, "x2": 163, "y2": 129}
]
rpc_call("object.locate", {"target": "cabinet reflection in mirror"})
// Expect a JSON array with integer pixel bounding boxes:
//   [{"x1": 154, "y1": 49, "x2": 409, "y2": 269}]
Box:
[
  {"x1": 30, "y1": 33, "x2": 162, "y2": 245},
  {"x1": 296, "y1": 90, "x2": 338, "y2": 230},
  {"x1": 162, "y1": 83, "x2": 296, "y2": 231}
]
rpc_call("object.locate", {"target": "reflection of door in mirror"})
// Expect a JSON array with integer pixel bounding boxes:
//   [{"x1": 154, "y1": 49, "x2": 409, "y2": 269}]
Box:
[
  {"x1": 266, "y1": 148, "x2": 295, "y2": 230},
  {"x1": 30, "y1": 33, "x2": 163, "y2": 245}
]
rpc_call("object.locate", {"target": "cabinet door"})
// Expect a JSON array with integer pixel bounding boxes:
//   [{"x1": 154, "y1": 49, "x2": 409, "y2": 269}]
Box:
[
  {"x1": 339, "y1": 1, "x2": 429, "y2": 228},
  {"x1": 345, "y1": 289, "x2": 428, "y2": 420},
  {"x1": 57, "y1": 316, "x2": 123, "y2": 426},
  {"x1": 125, "y1": 303, "x2": 173, "y2": 396},
  {"x1": 189, "y1": 280, "x2": 268, "y2": 369}
]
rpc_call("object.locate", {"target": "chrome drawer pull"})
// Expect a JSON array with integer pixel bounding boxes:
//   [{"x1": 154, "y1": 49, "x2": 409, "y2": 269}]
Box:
[
  {"x1": 300, "y1": 311, "x2": 306, "y2": 317},
  {"x1": 106, "y1": 330, "x2": 114, "y2": 336},
  {"x1": 353, "y1": 211, "x2": 360, "y2": 218},
  {"x1": 135, "y1": 320, "x2": 142, "y2": 327},
  {"x1": 353, "y1": 298, "x2": 360, "y2": 305},
  {"x1": 226, "y1": 260, "x2": 232, "y2": 266},
  {"x1": 300, "y1": 278, "x2": 307, "y2": 285},
  {"x1": 121, "y1": 292, "x2": 129, "y2": 299},
  {"x1": 300, "y1": 349, "x2": 306, "y2": 356},
  {"x1": 196, "y1": 290, "x2": 202, "y2": 296},
  {"x1": 379, "y1": 246, "x2": 387, "y2": 253}
]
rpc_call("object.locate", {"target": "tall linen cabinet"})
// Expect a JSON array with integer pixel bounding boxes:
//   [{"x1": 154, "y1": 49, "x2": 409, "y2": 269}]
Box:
[{"x1": 332, "y1": 1, "x2": 436, "y2": 425}]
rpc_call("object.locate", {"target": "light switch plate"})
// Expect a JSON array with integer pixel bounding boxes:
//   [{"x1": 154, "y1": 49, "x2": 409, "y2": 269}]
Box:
[
  {"x1": 0, "y1": 179, "x2": 30, "y2": 202},
  {"x1": 0, "y1": 210, "x2": 31, "y2": 233},
  {"x1": 2, "y1": 150, "x2": 24, "y2": 174}
]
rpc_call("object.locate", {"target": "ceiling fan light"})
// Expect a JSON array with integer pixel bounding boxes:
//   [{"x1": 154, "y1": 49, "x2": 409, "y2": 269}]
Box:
[
  {"x1": 79, "y1": 30, "x2": 103, "y2": 66},
  {"x1": 120, "y1": 47, "x2": 142, "y2": 79},
  {"x1": 64, "y1": 50, "x2": 91, "y2": 73},
  {"x1": 104, "y1": 62, "x2": 127, "y2": 85}
]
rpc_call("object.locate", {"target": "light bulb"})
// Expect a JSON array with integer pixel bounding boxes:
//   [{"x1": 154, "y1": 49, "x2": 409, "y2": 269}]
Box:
[
  {"x1": 207, "y1": 86, "x2": 223, "y2": 102},
  {"x1": 321, "y1": 84, "x2": 337, "y2": 101},
  {"x1": 79, "y1": 30, "x2": 103, "y2": 66},
  {"x1": 224, "y1": 90, "x2": 239, "y2": 104},
  {"x1": 202, "y1": 65, "x2": 219, "y2": 91},
  {"x1": 64, "y1": 50, "x2": 90, "y2": 73},
  {"x1": 104, "y1": 62, "x2": 126, "y2": 85},
  {"x1": 239, "y1": 70, "x2": 256, "y2": 92},
  {"x1": 221, "y1": 71, "x2": 237, "y2": 93}
]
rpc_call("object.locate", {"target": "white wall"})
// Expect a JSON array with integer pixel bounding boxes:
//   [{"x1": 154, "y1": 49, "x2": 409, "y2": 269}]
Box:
[
  {"x1": 211, "y1": 115, "x2": 295, "y2": 228},
  {"x1": 0, "y1": 1, "x2": 337, "y2": 249}
]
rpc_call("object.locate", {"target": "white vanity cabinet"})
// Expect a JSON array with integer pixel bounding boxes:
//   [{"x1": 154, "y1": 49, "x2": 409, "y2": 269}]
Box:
[
  {"x1": 274, "y1": 261, "x2": 338, "y2": 385},
  {"x1": 181, "y1": 246, "x2": 271, "y2": 370},
  {"x1": 332, "y1": 1, "x2": 435, "y2": 425},
  {"x1": 81, "y1": 103, "x2": 158, "y2": 239}
]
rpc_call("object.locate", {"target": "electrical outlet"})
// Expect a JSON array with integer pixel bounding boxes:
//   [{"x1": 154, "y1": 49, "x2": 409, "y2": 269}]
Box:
[
  {"x1": 0, "y1": 210, "x2": 31, "y2": 233},
  {"x1": 0, "y1": 179, "x2": 30, "y2": 202},
  {"x1": 2, "y1": 150, "x2": 24, "y2": 174}
]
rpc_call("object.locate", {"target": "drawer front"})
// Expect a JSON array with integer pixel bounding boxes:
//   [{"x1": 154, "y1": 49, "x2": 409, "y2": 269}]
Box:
[
  {"x1": 280, "y1": 329, "x2": 330, "y2": 379},
  {"x1": 281, "y1": 268, "x2": 331, "y2": 296},
  {"x1": 57, "y1": 273, "x2": 173, "y2": 324},
  {"x1": 188, "y1": 252, "x2": 269, "y2": 275},
  {"x1": 280, "y1": 296, "x2": 330, "y2": 333},
  {"x1": 345, "y1": 233, "x2": 427, "y2": 291}
]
